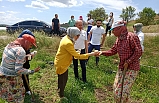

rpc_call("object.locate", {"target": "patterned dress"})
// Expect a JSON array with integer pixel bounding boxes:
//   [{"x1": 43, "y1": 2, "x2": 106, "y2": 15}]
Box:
[{"x1": 0, "y1": 43, "x2": 26, "y2": 103}]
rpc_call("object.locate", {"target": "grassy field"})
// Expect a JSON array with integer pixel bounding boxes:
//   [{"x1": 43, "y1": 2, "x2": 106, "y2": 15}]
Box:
[{"x1": 0, "y1": 30, "x2": 159, "y2": 103}]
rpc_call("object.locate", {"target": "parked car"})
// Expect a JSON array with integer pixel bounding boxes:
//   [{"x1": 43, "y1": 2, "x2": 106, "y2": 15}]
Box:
[{"x1": 6, "y1": 20, "x2": 67, "y2": 36}]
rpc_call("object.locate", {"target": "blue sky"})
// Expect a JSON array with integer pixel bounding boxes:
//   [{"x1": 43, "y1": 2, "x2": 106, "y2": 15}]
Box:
[{"x1": 0, "y1": 0, "x2": 159, "y2": 25}]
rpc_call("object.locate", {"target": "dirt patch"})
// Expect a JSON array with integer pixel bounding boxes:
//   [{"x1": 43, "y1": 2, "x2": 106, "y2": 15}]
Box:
[
  {"x1": 95, "y1": 85, "x2": 144, "y2": 103},
  {"x1": 95, "y1": 85, "x2": 113, "y2": 102}
]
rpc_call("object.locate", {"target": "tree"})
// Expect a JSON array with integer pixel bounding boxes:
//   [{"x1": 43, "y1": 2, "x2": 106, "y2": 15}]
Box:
[
  {"x1": 87, "y1": 7, "x2": 107, "y2": 22},
  {"x1": 120, "y1": 6, "x2": 136, "y2": 23},
  {"x1": 136, "y1": 7, "x2": 156, "y2": 26}
]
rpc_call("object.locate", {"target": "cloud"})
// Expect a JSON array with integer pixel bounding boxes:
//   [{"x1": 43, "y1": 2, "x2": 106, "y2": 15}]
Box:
[
  {"x1": 25, "y1": 0, "x2": 49, "y2": 9},
  {"x1": 0, "y1": 11, "x2": 23, "y2": 25},
  {"x1": 0, "y1": 0, "x2": 2, "y2": 1},
  {"x1": 37, "y1": 10, "x2": 43, "y2": 12},
  {"x1": 7, "y1": 0, "x2": 25, "y2": 2},
  {"x1": 0, "y1": 10, "x2": 38, "y2": 25},
  {"x1": 40, "y1": 0, "x2": 83, "y2": 7}
]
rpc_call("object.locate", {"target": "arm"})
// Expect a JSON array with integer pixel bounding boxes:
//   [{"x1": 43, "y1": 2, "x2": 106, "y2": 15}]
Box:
[
  {"x1": 101, "y1": 39, "x2": 118, "y2": 56},
  {"x1": 65, "y1": 42, "x2": 93, "y2": 59},
  {"x1": 68, "y1": 20, "x2": 70, "y2": 26},
  {"x1": 52, "y1": 19, "x2": 54, "y2": 30},
  {"x1": 126, "y1": 35, "x2": 142, "y2": 64},
  {"x1": 84, "y1": 31, "x2": 88, "y2": 53},
  {"x1": 85, "y1": 40, "x2": 88, "y2": 53},
  {"x1": 111, "y1": 18, "x2": 114, "y2": 27},
  {"x1": 88, "y1": 31, "x2": 92, "y2": 42},
  {"x1": 100, "y1": 33, "x2": 106, "y2": 47},
  {"x1": 58, "y1": 19, "x2": 60, "y2": 28},
  {"x1": 15, "y1": 49, "x2": 40, "y2": 75},
  {"x1": 15, "y1": 49, "x2": 34, "y2": 74}
]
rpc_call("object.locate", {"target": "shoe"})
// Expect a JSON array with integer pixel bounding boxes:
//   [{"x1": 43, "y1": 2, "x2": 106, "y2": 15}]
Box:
[{"x1": 26, "y1": 91, "x2": 31, "y2": 95}]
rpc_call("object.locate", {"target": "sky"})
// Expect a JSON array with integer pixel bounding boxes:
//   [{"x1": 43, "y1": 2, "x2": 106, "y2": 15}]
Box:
[{"x1": 0, "y1": 0, "x2": 159, "y2": 25}]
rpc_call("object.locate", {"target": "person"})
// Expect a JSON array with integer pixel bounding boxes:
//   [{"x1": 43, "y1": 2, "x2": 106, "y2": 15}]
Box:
[
  {"x1": 54, "y1": 27, "x2": 96, "y2": 98},
  {"x1": 79, "y1": 16, "x2": 86, "y2": 29},
  {"x1": 97, "y1": 20, "x2": 142, "y2": 103},
  {"x1": 133, "y1": 23, "x2": 144, "y2": 52},
  {"x1": 73, "y1": 20, "x2": 88, "y2": 82},
  {"x1": 18, "y1": 29, "x2": 36, "y2": 95},
  {"x1": 0, "y1": 34, "x2": 40, "y2": 103},
  {"x1": 87, "y1": 19, "x2": 106, "y2": 66},
  {"x1": 51, "y1": 14, "x2": 60, "y2": 36},
  {"x1": 105, "y1": 12, "x2": 114, "y2": 36},
  {"x1": 86, "y1": 14, "x2": 94, "y2": 37},
  {"x1": 68, "y1": 15, "x2": 76, "y2": 27}
]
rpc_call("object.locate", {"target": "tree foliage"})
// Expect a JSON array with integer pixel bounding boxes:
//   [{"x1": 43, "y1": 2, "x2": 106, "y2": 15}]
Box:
[
  {"x1": 120, "y1": 6, "x2": 136, "y2": 23},
  {"x1": 136, "y1": 7, "x2": 156, "y2": 26},
  {"x1": 87, "y1": 7, "x2": 107, "y2": 22}
]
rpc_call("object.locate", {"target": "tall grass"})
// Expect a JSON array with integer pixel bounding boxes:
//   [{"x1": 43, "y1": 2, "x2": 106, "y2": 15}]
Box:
[{"x1": 0, "y1": 31, "x2": 159, "y2": 103}]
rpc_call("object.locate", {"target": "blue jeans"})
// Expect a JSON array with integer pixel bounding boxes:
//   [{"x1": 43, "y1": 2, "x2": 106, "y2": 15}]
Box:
[
  {"x1": 87, "y1": 26, "x2": 92, "y2": 40},
  {"x1": 88, "y1": 43, "x2": 100, "y2": 64}
]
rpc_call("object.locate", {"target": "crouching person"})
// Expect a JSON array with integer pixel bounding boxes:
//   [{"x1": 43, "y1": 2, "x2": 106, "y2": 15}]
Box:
[{"x1": 0, "y1": 34, "x2": 40, "y2": 103}]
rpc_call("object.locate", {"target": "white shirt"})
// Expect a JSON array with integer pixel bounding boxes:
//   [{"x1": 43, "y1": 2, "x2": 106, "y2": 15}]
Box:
[
  {"x1": 87, "y1": 19, "x2": 94, "y2": 26},
  {"x1": 107, "y1": 17, "x2": 114, "y2": 26},
  {"x1": 136, "y1": 31, "x2": 144, "y2": 51},
  {"x1": 90, "y1": 26, "x2": 105, "y2": 45},
  {"x1": 74, "y1": 30, "x2": 87, "y2": 49}
]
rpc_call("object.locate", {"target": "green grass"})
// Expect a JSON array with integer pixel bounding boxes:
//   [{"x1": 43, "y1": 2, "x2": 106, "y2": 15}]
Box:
[{"x1": 0, "y1": 31, "x2": 159, "y2": 103}]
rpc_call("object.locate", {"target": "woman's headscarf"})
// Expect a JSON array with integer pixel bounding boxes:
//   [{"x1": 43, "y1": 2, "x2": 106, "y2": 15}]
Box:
[
  {"x1": 67, "y1": 27, "x2": 80, "y2": 41},
  {"x1": 133, "y1": 23, "x2": 143, "y2": 33}
]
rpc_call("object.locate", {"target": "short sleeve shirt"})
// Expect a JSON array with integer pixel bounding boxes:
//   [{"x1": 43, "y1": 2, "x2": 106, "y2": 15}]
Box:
[
  {"x1": 52, "y1": 18, "x2": 59, "y2": 27},
  {"x1": 90, "y1": 26, "x2": 105, "y2": 45}
]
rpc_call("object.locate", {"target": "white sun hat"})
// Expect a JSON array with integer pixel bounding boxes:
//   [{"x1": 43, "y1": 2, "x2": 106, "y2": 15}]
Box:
[{"x1": 109, "y1": 20, "x2": 125, "y2": 31}]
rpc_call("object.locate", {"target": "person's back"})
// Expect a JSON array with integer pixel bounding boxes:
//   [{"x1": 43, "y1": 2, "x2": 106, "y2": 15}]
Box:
[{"x1": 133, "y1": 23, "x2": 144, "y2": 51}]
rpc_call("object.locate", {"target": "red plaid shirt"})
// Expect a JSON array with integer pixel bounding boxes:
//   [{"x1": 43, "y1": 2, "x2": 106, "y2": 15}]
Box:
[{"x1": 102, "y1": 32, "x2": 142, "y2": 71}]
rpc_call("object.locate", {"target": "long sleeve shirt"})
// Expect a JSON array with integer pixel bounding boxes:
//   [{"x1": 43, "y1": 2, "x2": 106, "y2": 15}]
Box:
[
  {"x1": 0, "y1": 43, "x2": 34, "y2": 76},
  {"x1": 102, "y1": 32, "x2": 142, "y2": 71},
  {"x1": 54, "y1": 35, "x2": 89, "y2": 74}
]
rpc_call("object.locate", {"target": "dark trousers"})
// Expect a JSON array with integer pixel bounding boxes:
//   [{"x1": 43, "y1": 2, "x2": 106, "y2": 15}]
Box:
[
  {"x1": 88, "y1": 44, "x2": 100, "y2": 65},
  {"x1": 73, "y1": 49, "x2": 86, "y2": 82},
  {"x1": 105, "y1": 25, "x2": 111, "y2": 35},
  {"x1": 22, "y1": 74, "x2": 29, "y2": 92},
  {"x1": 58, "y1": 70, "x2": 68, "y2": 97},
  {"x1": 50, "y1": 27, "x2": 59, "y2": 36}
]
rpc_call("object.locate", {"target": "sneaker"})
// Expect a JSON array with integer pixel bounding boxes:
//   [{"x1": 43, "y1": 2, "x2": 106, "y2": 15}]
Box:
[{"x1": 26, "y1": 91, "x2": 31, "y2": 95}]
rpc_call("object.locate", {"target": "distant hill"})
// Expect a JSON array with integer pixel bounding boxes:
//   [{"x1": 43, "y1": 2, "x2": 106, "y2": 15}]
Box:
[{"x1": 60, "y1": 23, "x2": 69, "y2": 28}]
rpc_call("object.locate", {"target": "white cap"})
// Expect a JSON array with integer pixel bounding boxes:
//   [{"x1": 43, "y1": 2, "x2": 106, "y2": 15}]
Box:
[{"x1": 110, "y1": 20, "x2": 125, "y2": 31}]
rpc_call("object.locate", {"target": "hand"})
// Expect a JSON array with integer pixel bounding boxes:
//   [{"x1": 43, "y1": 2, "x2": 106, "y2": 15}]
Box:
[
  {"x1": 100, "y1": 43, "x2": 103, "y2": 47},
  {"x1": 30, "y1": 51, "x2": 37, "y2": 57},
  {"x1": 26, "y1": 54, "x2": 32, "y2": 60},
  {"x1": 95, "y1": 51, "x2": 103, "y2": 57},
  {"x1": 34, "y1": 67, "x2": 40, "y2": 72},
  {"x1": 123, "y1": 62, "x2": 128, "y2": 69},
  {"x1": 88, "y1": 52, "x2": 95, "y2": 56}
]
